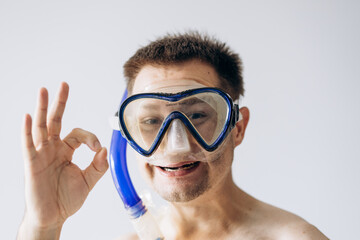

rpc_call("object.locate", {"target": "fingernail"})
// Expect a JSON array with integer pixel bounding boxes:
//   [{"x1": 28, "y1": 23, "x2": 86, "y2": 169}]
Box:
[{"x1": 94, "y1": 141, "x2": 101, "y2": 150}]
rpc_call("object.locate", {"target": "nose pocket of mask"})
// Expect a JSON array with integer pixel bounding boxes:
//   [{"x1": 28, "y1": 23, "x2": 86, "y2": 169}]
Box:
[{"x1": 166, "y1": 119, "x2": 190, "y2": 154}]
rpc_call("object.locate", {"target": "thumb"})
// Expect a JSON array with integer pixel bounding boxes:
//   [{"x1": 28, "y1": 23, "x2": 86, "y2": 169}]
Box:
[{"x1": 83, "y1": 147, "x2": 109, "y2": 191}]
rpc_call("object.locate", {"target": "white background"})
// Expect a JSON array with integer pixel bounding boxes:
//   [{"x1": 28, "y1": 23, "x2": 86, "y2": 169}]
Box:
[{"x1": 1, "y1": 0, "x2": 359, "y2": 239}]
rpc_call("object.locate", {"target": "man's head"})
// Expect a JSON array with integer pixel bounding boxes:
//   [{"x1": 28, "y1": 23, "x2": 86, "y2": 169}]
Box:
[
  {"x1": 123, "y1": 32, "x2": 249, "y2": 203},
  {"x1": 123, "y1": 32, "x2": 244, "y2": 100}
]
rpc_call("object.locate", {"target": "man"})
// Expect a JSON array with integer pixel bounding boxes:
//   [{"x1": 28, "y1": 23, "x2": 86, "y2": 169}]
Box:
[{"x1": 18, "y1": 32, "x2": 328, "y2": 239}]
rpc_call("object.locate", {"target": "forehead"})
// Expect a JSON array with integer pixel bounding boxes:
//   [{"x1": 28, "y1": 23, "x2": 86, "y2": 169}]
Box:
[{"x1": 132, "y1": 60, "x2": 220, "y2": 94}]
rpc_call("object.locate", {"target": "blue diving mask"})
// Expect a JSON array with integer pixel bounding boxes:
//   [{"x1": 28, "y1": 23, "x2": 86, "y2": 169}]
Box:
[
  {"x1": 109, "y1": 86, "x2": 241, "y2": 239},
  {"x1": 111, "y1": 87, "x2": 242, "y2": 166}
]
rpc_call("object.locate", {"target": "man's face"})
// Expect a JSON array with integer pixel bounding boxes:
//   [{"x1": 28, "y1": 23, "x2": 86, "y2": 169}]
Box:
[{"x1": 131, "y1": 60, "x2": 236, "y2": 203}]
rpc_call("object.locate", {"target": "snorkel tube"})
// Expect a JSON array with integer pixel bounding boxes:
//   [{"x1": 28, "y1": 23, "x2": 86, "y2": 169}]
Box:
[{"x1": 109, "y1": 90, "x2": 164, "y2": 240}]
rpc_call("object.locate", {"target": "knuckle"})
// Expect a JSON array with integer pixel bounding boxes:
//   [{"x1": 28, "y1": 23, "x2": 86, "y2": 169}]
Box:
[
  {"x1": 51, "y1": 116, "x2": 62, "y2": 123},
  {"x1": 88, "y1": 132, "x2": 97, "y2": 140},
  {"x1": 72, "y1": 128, "x2": 97, "y2": 140},
  {"x1": 70, "y1": 136, "x2": 80, "y2": 144},
  {"x1": 58, "y1": 100, "x2": 66, "y2": 106},
  {"x1": 38, "y1": 139, "x2": 49, "y2": 147},
  {"x1": 37, "y1": 122, "x2": 47, "y2": 128},
  {"x1": 71, "y1": 127, "x2": 82, "y2": 134},
  {"x1": 91, "y1": 161, "x2": 103, "y2": 173},
  {"x1": 51, "y1": 134, "x2": 60, "y2": 141},
  {"x1": 63, "y1": 137, "x2": 77, "y2": 150}
]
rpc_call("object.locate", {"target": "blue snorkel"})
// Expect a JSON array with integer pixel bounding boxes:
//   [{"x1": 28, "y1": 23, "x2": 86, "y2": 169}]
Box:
[{"x1": 109, "y1": 90, "x2": 164, "y2": 240}]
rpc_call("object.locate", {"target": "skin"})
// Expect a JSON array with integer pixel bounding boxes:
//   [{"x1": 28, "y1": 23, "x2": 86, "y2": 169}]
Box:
[
  {"x1": 18, "y1": 60, "x2": 328, "y2": 240},
  {"x1": 17, "y1": 82, "x2": 109, "y2": 239},
  {"x1": 123, "y1": 59, "x2": 329, "y2": 240}
]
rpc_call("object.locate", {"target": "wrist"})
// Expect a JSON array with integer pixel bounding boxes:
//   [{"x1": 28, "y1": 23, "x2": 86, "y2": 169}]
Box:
[{"x1": 17, "y1": 216, "x2": 64, "y2": 240}]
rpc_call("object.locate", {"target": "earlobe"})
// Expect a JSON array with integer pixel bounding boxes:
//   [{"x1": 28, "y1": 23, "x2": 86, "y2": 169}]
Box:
[{"x1": 233, "y1": 107, "x2": 250, "y2": 146}]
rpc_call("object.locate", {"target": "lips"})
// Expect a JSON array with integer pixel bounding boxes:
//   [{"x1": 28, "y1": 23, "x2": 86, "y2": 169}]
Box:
[
  {"x1": 155, "y1": 161, "x2": 201, "y2": 177},
  {"x1": 160, "y1": 161, "x2": 200, "y2": 171}
]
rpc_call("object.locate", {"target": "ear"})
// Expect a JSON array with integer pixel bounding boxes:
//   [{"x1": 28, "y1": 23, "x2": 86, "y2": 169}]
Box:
[{"x1": 232, "y1": 107, "x2": 250, "y2": 146}]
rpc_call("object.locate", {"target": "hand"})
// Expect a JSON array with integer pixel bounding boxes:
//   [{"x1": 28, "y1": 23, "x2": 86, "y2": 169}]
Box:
[{"x1": 18, "y1": 82, "x2": 108, "y2": 239}]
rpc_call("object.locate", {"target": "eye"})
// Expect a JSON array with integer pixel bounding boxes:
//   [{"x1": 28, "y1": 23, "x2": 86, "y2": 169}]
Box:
[
  {"x1": 189, "y1": 112, "x2": 207, "y2": 120},
  {"x1": 141, "y1": 118, "x2": 161, "y2": 125}
]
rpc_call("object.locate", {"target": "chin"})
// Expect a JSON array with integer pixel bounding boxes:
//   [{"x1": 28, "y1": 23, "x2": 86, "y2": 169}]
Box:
[{"x1": 152, "y1": 166, "x2": 211, "y2": 202}]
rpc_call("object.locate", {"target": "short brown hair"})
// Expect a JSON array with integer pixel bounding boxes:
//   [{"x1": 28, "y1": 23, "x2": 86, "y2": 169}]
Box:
[{"x1": 123, "y1": 32, "x2": 244, "y2": 99}]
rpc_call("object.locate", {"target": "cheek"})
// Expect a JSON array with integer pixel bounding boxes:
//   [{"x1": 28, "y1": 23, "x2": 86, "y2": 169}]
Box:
[
  {"x1": 196, "y1": 120, "x2": 218, "y2": 143},
  {"x1": 136, "y1": 157, "x2": 155, "y2": 183},
  {"x1": 208, "y1": 137, "x2": 234, "y2": 174}
]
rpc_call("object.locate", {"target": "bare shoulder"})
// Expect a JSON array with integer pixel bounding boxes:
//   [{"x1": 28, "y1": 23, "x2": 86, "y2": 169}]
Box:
[
  {"x1": 278, "y1": 220, "x2": 329, "y2": 240},
  {"x1": 115, "y1": 233, "x2": 139, "y2": 240},
  {"x1": 255, "y1": 200, "x2": 328, "y2": 239}
]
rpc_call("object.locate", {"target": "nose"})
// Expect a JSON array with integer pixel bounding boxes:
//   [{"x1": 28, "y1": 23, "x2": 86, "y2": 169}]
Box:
[{"x1": 165, "y1": 119, "x2": 191, "y2": 154}]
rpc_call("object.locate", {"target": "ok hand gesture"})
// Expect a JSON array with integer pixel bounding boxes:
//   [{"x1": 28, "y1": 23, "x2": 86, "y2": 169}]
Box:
[{"x1": 18, "y1": 82, "x2": 108, "y2": 240}]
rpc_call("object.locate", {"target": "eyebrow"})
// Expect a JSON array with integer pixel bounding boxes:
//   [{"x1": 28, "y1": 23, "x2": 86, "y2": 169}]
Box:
[
  {"x1": 138, "y1": 103, "x2": 161, "y2": 111},
  {"x1": 138, "y1": 97, "x2": 208, "y2": 110},
  {"x1": 152, "y1": 89, "x2": 194, "y2": 97},
  {"x1": 178, "y1": 98, "x2": 206, "y2": 105}
]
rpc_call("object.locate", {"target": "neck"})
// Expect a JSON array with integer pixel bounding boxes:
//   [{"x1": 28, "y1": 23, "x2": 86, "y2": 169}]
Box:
[{"x1": 158, "y1": 171, "x2": 255, "y2": 238}]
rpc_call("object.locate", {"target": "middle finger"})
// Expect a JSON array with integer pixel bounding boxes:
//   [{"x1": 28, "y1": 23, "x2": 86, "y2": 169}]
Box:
[
  {"x1": 47, "y1": 82, "x2": 69, "y2": 140},
  {"x1": 33, "y1": 87, "x2": 49, "y2": 146}
]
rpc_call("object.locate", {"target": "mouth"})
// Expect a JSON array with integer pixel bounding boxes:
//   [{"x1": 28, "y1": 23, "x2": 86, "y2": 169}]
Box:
[
  {"x1": 159, "y1": 161, "x2": 200, "y2": 171},
  {"x1": 155, "y1": 161, "x2": 201, "y2": 177}
]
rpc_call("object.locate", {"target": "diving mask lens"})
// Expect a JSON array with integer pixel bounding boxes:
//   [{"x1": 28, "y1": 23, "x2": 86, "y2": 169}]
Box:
[{"x1": 119, "y1": 88, "x2": 238, "y2": 158}]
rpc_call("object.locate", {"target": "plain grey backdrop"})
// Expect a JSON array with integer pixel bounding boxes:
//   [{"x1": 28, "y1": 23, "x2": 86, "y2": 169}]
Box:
[{"x1": 1, "y1": 0, "x2": 359, "y2": 239}]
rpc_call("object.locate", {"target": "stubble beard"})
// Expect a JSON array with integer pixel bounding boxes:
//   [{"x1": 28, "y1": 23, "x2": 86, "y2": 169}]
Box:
[
  {"x1": 152, "y1": 150, "x2": 224, "y2": 202},
  {"x1": 147, "y1": 136, "x2": 231, "y2": 202},
  {"x1": 153, "y1": 168, "x2": 210, "y2": 202}
]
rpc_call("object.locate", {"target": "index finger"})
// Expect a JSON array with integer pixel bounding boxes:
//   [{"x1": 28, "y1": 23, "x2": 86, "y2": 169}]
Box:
[
  {"x1": 47, "y1": 82, "x2": 69, "y2": 140},
  {"x1": 63, "y1": 128, "x2": 102, "y2": 155}
]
